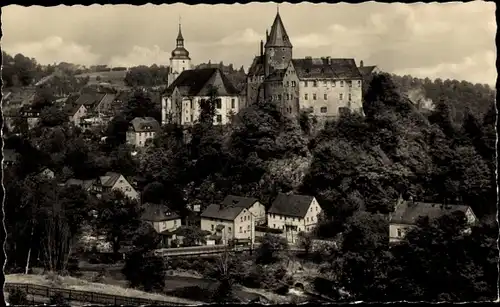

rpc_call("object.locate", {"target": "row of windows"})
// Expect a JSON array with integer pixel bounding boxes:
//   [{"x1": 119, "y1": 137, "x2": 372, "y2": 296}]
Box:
[
  {"x1": 188, "y1": 98, "x2": 237, "y2": 110},
  {"x1": 303, "y1": 80, "x2": 361, "y2": 88},
  {"x1": 304, "y1": 93, "x2": 352, "y2": 101},
  {"x1": 185, "y1": 114, "x2": 223, "y2": 123},
  {"x1": 285, "y1": 81, "x2": 297, "y2": 87}
]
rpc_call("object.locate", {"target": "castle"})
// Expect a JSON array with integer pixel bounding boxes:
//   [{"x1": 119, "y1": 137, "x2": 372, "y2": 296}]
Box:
[{"x1": 246, "y1": 10, "x2": 365, "y2": 119}]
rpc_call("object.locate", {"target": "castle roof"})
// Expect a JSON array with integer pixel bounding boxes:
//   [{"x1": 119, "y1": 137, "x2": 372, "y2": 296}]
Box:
[
  {"x1": 265, "y1": 12, "x2": 293, "y2": 48},
  {"x1": 164, "y1": 68, "x2": 240, "y2": 97},
  {"x1": 248, "y1": 55, "x2": 265, "y2": 77},
  {"x1": 291, "y1": 58, "x2": 362, "y2": 80}
]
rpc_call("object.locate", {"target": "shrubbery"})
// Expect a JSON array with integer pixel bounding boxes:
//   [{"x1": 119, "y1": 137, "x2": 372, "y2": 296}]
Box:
[{"x1": 8, "y1": 288, "x2": 29, "y2": 305}]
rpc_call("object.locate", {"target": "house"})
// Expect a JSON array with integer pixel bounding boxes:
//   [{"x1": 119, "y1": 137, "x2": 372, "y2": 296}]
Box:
[
  {"x1": 221, "y1": 195, "x2": 266, "y2": 226},
  {"x1": 389, "y1": 196, "x2": 478, "y2": 243},
  {"x1": 162, "y1": 68, "x2": 242, "y2": 126},
  {"x1": 200, "y1": 201, "x2": 256, "y2": 245},
  {"x1": 2, "y1": 149, "x2": 20, "y2": 167},
  {"x1": 126, "y1": 117, "x2": 160, "y2": 147},
  {"x1": 267, "y1": 193, "x2": 322, "y2": 244},
  {"x1": 98, "y1": 172, "x2": 139, "y2": 201},
  {"x1": 141, "y1": 203, "x2": 182, "y2": 247},
  {"x1": 65, "y1": 101, "x2": 88, "y2": 126},
  {"x1": 246, "y1": 11, "x2": 366, "y2": 119}
]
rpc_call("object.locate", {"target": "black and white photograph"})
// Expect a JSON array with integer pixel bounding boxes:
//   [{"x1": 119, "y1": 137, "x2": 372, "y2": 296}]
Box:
[{"x1": 1, "y1": 1, "x2": 498, "y2": 305}]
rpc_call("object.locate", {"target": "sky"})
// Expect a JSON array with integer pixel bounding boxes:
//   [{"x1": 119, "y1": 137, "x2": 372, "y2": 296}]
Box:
[{"x1": 1, "y1": 2, "x2": 497, "y2": 85}]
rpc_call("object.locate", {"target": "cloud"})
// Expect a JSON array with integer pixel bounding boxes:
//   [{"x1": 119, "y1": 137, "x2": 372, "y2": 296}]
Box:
[
  {"x1": 3, "y1": 36, "x2": 102, "y2": 66},
  {"x1": 213, "y1": 28, "x2": 262, "y2": 46},
  {"x1": 108, "y1": 45, "x2": 171, "y2": 67}
]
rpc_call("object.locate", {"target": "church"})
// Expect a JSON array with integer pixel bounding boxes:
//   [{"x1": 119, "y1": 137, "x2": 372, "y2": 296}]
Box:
[{"x1": 247, "y1": 10, "x2": 366, "y2": 119}]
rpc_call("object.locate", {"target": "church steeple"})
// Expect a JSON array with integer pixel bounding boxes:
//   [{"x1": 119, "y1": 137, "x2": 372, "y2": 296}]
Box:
[
  {"x1": 265, "y1": 9, "x2": 292, "y2": 48},
  {"x1": 176, "y1": 17, "x2": 184, "y2": 47}
]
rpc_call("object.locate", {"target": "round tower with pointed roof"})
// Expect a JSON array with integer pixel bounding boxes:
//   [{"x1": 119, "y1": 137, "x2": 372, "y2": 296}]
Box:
[
  {"x1": 168, "y1": 19, "x2": 191, "y2": 87},
  {"x1": 264, "y1": 8, "x2": 293, "y2": 77}
]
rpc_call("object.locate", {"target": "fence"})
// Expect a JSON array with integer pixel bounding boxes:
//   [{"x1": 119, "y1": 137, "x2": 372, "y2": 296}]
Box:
[{"x1": 4, "y1": 283, "x2": 192, "y2": 306}]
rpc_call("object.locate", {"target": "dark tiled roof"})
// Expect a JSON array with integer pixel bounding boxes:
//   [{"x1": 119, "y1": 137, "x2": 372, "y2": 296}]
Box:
[
  {"x1": 129, "y1": 117, "x2": 160, "y2": 133},
  {"x1": 390, "y1": 200, "x2": 472, "y2": 225},
  {"x1": 65, "y1": 178, "x2": 96, "y2": 190},
  {"x1": 96, "y1": 93, "x2": 116, "y2": 111},
  {"x1": 358, "y1": 66, "x2": 378, "y2": 77},
  {"x1": 201, "y1": 203, "x2": 245, "y2": 221},
  {"x1": 222, "y1": 195, "x2": 259, "y2": 209},
  {"x1": 268, "y1": 193, "x2": 315, "y2": 218},
  {"x1": 74, "y1": 93, "x2": 105, "y2": 108},
  {"x1": 248, "y1": 56, "x2": 265, "y2": 77},
  {"x1": 164, "y1": 68, "x2": 239, "y2": 97},
  {"x1": 291, "y1": 58, "x2": 362, "y2": 80},
  {"x1": 141, "y1": 203, "x2": 181, "y2": 222},
  {"x1": 99, "y1": 172, "x2": 122, "y2": 188},
  {"x1": 64, "y1": 101, "x2": 85, "y2": 116},
  {"x1": 265, "y1": 12, "x2": 293, "y2": 48}
]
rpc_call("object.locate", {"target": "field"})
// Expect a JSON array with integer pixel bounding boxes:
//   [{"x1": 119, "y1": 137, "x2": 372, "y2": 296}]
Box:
[
  {"x1": 74, "y1": 70, "x2": 129, "y2": 87},
  {"x1": 5, "y1": 273, "x2": 203, "y2": 305}
]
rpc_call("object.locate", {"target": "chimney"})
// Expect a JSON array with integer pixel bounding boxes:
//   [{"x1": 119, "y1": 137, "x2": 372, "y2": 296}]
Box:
[
  {"x1": 260, "y1": 40, "x2": 264, "y2": 57},
  {"x1": 266, "y1": 29, "x2": 269, "y2": 41},
  {"x1": 360, "y1": 60, "x2": 364, "y2": 68},
  {"x1": 326, "y1": 56, "x2": 331, "y2": 64}
]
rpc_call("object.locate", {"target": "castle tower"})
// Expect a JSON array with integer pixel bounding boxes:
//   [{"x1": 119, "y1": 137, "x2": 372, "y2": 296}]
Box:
[
  {"x1": 264, "y1": 8, "x2": 293, "y2": 77},
  {"x1": 168, "y1": 19, "x2": 191, "y2": 87}
]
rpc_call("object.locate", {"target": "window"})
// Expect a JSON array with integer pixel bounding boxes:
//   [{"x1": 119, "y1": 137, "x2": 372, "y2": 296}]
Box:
[
  {"x1": 216, "y1": 99, "x2": 222, "y2": 109},
  {"x1": 280, "y1": 216, "x2": 283, "y2": 220},
  {"x1": 190, "y1": 100, "x2": 193, "y2": 109},
  {"x1": 305, "y1": 94, "x2": 308, "y2": 100},
  {"x1": 311, "y1": 216, "x2": 314, "y2": 222},
  {"x1": 339, "y1": 93, "x2": 343, "y2": 100},
  {"x1": 324, "y1": 94, "x2": 327, "y2": 100},
  {"x1": 211, "y1": 225, "x2": 214, "y2": 231},
  {"x1": 348, "y1": 81, "x2": 352, "y2": 88},
  {"x1": 190, "y1": 114, "x2": 193, "y2": 122},
  {"x1": 244, "y1": 216, "x2": 247, "y2": 221},
  {"x1": 306, "y1": 217, "x2": 309, "y2": 222},
  {"x1": 216, "y1": 115, "x2": 222, "y2": 123},
  {"x1": 320, "y1": 107, "x2": 327, "y2": 113},
  {"x1": 298, "y1": 227, "x2": 301, "y2": 231},
  {"x1": 228, "y1": 227, "x2": 232, "y2": 232},
  {"x1": 358, "y1": 80, "x2": 361, "y2": 87},
  {"x1": 313, "y1": 81, "x2": 318, "y2": 87},
  {"x1": 397, "y1": 228, "x2": 402, "y2": 237},
  {"x1": 241, "y1": 217, "x2": 243, "y2": 222},
  {"x1": 313, "y1": 94, "x2": 317, "y2": 100},
  {"x1": 273, "y1": 224, "x2": 276, "y2": 228},
  {"x1": 340, "y1": 81, "x2": 344, "y2": 87},
  {"x1": 286, "y1": 81, "x2": 289, "y2": 87},
  {"x1": 240, "y1": 227, "x2": 243, "y2": 233},
  {"x1": 332, "y1": 81, "x2": 336, "y2": 87},
  {"x1": 231, "y1": 99, "x2": 235, "y2": 109},
  {"x1": 323, "y1": 80, "x2": 328, "y2": 86},
  {"x1": 348, "y1": 93, "x2": 352, "y2": 101},
  {"x1": 182, "y1": 67, "x2": 185, "y2": 71},
  {"x1": 247, "y1": 225, "x2": 250, "y2": 230},
  {"x1": 304, "y1": 81, "x2": 308, "y2": 87},
  {"x1": 278, "y1": 94, "x2": 282, "y2": 100},
  {"x1": 174, "y1": 220, "x2": 177, "y2": 226},
  {"x1": 292, "y1": 81, "x2": 296, "y2": 87}
]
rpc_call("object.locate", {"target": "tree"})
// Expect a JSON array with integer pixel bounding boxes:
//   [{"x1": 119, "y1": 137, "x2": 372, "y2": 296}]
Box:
[
  {"x1": 122, "y1": 251, "x2": 166, "y2": 292},
  {"x1": 256, "y1": 234, "x2": 289, "y2": 265},
  {"x1": 131, "y1": 222, "x2": 162, "y2": 253},
  {"x1": 122, "y1": 90, "x2": 161, "y2": 122},
  {"x1": 175, "y1": 226, "x2": 210, "y2": 247},
  {"x1": 40, "y1": 105, "x2": 68, "y2": 127},
  {"x1": 297, "y1": 231, "x2": 313, "y2": 257},
  {"x1": 95, "y1": 190, "x2": 142, "y2": 255},
  {"x1": 205, "y1": 247, "x2": 243, "y2": 303}
]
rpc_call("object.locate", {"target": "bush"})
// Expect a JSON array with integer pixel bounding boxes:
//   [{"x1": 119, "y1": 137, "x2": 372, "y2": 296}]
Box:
[
  {"x1": 50, "y1": 291, "x2": 69, "y2": 305},
  {"x1": 122, "y1": 252, "x2": 166, "y2": 292},
  {"x1": 8, "y1": 288, "x2": 28, "y2": 305}
]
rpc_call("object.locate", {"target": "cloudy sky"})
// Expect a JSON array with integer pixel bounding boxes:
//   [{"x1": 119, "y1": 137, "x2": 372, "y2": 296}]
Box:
[{"x1": 2, "y1": 2, "x2": 496, "y2": 85}]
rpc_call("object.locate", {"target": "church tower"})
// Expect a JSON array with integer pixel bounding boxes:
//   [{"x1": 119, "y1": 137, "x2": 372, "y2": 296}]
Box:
[
  {"x1": 264, "y1": 8, "x2": 293, "y2": 77},
  {"x1": 168, "y1": 20, "x2": 191, "y2": 87}
]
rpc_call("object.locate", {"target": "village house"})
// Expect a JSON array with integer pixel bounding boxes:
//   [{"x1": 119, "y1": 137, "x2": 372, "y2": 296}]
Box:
[
  {"x1": 200, "y1": 201, "x2": 256, "y2": 245},
  {"x1": 141, "y1": 203, "x2": 182, "y2": 247},
  {"x1": 162, "y1": 68, "x2": 242, "y2": 126},
  {"x1": 2, "y1": 149, "x2": 20, "y2": 168},
  {"x1": 267, "y1": 193, "x2": 322, "y2": 244},
  {"x1": 221, "y1": 195, "x2": 267, "y2": 226},
  {"x1": 98, "y1": 172, "x2": 139, "y2": 201},
  {"x1": 126, "y1": 117, "x2": 160, "y2": 147},
  {"x1": 65, "y1": 101, "x2": 88, "y2": 126},
  {"x1": 389, "y1": 196, "x2": 478, "y2": 243}
]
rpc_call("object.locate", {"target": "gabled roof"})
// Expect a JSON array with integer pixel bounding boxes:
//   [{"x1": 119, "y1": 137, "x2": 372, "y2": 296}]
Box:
[
  {"x1": 141, "y1": 203, "x2": 181, "y2": 222},
  {"x1": 65, "y1": 178, "x2": 96, "y2": 190},
  {"x1": 265, "y1": 12, "x2": 293, "y2": 48},
  {"x1": 221, "y1": 195, "x2": 259, "y2": 209},
  {"x1": 64, "y1": 101, "x2": 86, "y2": 116},
  {"x1": 358, "y1": 66, "x2": 378, "y2": 77},
  {"x1": 96, "y1": 93, "x2": 116, "y2": 110},
  {"x1": 99, "y1": 172, "x2": 123, "y2": 188},
  {"x1": 291, "y1": 58, "x2": 362, "y2": 80},
  {"x1": 74, "y1": 93, "x2": 105, "y2": 108},
  {"x1": 201, "y1": 203, "x2": 245, "y2": 221},
  {"x1": 390, "y1": 200, "x2": 472, "y2": 225},
  {"x1": 164, "y1": 68, "x2": 240, "y2": 97},
  {"x1": 129, "y1": 117, "x2": 160, "y2": 133},
  {"x1": 248, "y1": 55, "x2": 265, "y2": 77},
  {"x1": 268, "y1": 193, "x2": 315, "y2": 218}
]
